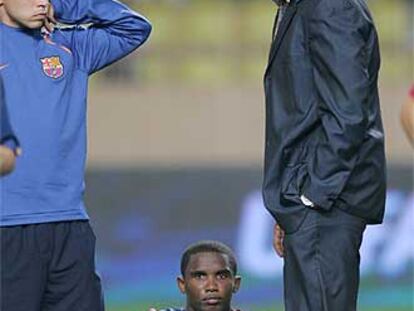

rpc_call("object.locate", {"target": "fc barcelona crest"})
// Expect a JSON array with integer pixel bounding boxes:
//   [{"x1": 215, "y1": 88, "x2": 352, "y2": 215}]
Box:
[{"x1": 40, "y1": 56, "x2": 64, "y2": 79}]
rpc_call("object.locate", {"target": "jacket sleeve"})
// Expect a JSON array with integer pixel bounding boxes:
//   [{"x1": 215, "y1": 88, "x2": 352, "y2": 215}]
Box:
[
  {"x1": 302, "y1": 0, "x2": 373, "y2": 210},
  {"x1": 0, "y1": 77, "x2": 19, "y2": 152},
  {"x1": 51, "y1": 0, "x2": 152, "y2": 74}
]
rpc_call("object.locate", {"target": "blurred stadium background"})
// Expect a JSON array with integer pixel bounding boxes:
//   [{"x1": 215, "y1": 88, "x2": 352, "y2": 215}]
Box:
[{"x1": 85, "y1": 0, "x2": 413, "y2": 310}]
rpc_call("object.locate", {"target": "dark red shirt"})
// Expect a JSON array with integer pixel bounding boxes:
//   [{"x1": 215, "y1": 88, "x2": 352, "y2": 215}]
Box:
[{"x1": 409, "y1": 84, "x2": 414, "y2": 99}]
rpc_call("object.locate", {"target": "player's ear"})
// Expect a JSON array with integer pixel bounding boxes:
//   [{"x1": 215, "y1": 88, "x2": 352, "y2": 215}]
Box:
[
  {"x1": 232, "y1": 275, "x2": 241, "y2": 294},
  {"x1": 177, "y1": 275, "x2": 186, "y2": 294}
]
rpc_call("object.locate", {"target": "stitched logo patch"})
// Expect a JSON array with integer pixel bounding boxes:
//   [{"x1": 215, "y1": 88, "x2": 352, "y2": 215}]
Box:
[{"x1": 40, "y1": 56, "x2": 64, "y2": 79}]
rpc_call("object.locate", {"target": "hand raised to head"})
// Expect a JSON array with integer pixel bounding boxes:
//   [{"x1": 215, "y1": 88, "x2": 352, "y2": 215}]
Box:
[{"x1": 43, "y1": 2, "x2": 57, "y2": 33}]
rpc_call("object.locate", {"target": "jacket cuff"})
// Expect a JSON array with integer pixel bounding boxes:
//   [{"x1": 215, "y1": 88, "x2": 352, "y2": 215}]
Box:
[{"x1": 2, "y1": 136, "x2": 20, "y2": 155}]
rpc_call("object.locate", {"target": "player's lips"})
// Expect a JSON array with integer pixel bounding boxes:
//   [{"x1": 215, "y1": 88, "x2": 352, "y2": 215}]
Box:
[
  {"x1": 33, "y1": 12, "x2": 47, "y2": 18},
  {"x1": 32, "y1": 14, "x2": 46, "y2": 21},
  {"x1": 202, "y1": 296, "x2": 222, "y2": 305}
]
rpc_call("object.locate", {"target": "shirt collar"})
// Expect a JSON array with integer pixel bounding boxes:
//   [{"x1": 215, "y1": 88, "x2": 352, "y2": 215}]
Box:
[
  {"x1": 272, "y1": 0, "x2": 301, "y2": 7},
  {"x1": 272, "y1": 0, "x2": 290, "y2": 7}
]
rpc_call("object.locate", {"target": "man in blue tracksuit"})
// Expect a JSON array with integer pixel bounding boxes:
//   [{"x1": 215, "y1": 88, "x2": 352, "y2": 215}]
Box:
[
  {"x1": 0, "y1": 76, "x2": 19, "y2": 176},
  {"x1": 0, "y1": 0, "x2": 151, "y2": 309}
]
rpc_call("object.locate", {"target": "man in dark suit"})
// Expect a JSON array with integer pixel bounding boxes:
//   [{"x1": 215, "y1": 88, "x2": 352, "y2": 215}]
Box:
[{"x1": 263, "y1": 0, "x2": 386, "y2": 310}]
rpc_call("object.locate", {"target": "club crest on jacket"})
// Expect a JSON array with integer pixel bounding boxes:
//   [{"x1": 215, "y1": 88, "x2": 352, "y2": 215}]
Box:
[{"x1": 40, "y1": 56, "x2": 64, "y2": 79}]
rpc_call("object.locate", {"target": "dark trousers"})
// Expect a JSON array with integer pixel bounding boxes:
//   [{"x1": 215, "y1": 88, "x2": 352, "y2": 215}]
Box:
[
  {"x1": 283, "y1": 207, "x2": 366, "y2": 311},
  {"x1": 0, "y1": 221, "x2": 105, "y2": 311}
]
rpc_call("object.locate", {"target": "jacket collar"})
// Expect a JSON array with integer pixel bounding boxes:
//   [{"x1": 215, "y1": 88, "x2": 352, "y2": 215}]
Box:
[{"x1": 265, "y1": 3, "x2": 298, "y2": 75}]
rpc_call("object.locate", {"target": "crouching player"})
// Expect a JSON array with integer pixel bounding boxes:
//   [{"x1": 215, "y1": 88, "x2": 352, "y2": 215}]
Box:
[{"x1": 150, "y1": 240, "x2": 243, "y2": 311}]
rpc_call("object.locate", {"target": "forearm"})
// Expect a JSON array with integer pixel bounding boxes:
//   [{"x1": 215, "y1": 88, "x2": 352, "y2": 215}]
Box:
[
  {"x1": 51, "y1": 0, "x2": 151, "y2": 73},
  {"x1": 52, "y1": 0, "x2": 150, "y2": 29}
]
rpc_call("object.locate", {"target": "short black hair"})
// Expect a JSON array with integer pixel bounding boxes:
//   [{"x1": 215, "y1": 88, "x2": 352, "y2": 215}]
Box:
[{"x1": 180, "y1": 240, "x2": 238, "y2": 276}]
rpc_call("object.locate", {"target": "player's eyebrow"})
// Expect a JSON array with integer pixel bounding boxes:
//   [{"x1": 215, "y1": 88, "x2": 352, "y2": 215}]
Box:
[
  {"x1": 216, "y1": 268, "x2": 232, "y2": 276},
  {"x1": 189, "y1": 270, "x2": 207, "y2": 276}
]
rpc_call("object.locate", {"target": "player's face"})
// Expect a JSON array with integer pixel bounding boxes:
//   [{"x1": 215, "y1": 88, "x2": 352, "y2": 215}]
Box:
[
  {"x1": 178, "y1": 252, "x2": 241, "y2": 311},
  {"x1": 0, "y1": 0, "x2": 49, "y2": 29}
]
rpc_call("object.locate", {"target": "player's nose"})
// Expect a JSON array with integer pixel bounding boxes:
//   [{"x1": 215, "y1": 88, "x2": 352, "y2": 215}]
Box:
[
  {"x1": 205, "y1": 276, "x2": 219, "y2": 292},
  {"x1": 36, "y1": 0, "x2": 49, "y2": 8}
]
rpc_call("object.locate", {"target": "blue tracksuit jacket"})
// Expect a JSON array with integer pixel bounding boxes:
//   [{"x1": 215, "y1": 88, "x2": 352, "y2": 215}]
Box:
[
  {"x1": 0, "y1": 76, "x2": 19, "y2": 150},
  {"x1": 0, "y1": 0, "x2": 151, "y2": 226}
]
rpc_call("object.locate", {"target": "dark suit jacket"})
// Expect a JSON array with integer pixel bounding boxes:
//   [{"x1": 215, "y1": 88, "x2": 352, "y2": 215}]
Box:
[{"x1": 263, "y1": 0, "x2": 386, "y2": 233}]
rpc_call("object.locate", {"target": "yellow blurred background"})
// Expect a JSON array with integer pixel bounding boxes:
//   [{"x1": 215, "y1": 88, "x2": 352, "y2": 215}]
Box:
[{"x1": 87, "y1": 0, "x2": 413, "y2": 169}]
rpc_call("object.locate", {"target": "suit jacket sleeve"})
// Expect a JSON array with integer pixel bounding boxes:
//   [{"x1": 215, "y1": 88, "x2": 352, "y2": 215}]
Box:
[{"x1": 302, "y1": 0, "x2": 373, "y2": 210}]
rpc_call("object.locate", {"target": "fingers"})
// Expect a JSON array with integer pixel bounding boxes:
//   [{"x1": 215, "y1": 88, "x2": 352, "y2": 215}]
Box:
[
  {"x1": 43, "y1": 19, "x2": 54, "y2": 33},
  {"x1": 0, "y1": 145, "x2": 16, "y2": 176},
  {"x1": 43, "y1": 3, "x2": 56, "y2": 33},
  {"x1": 273, "y1": 223, "x2": 285, "y2": 257},
  {"x1": 47, "y1": 3, "x2": 57, "y2": 24}
]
